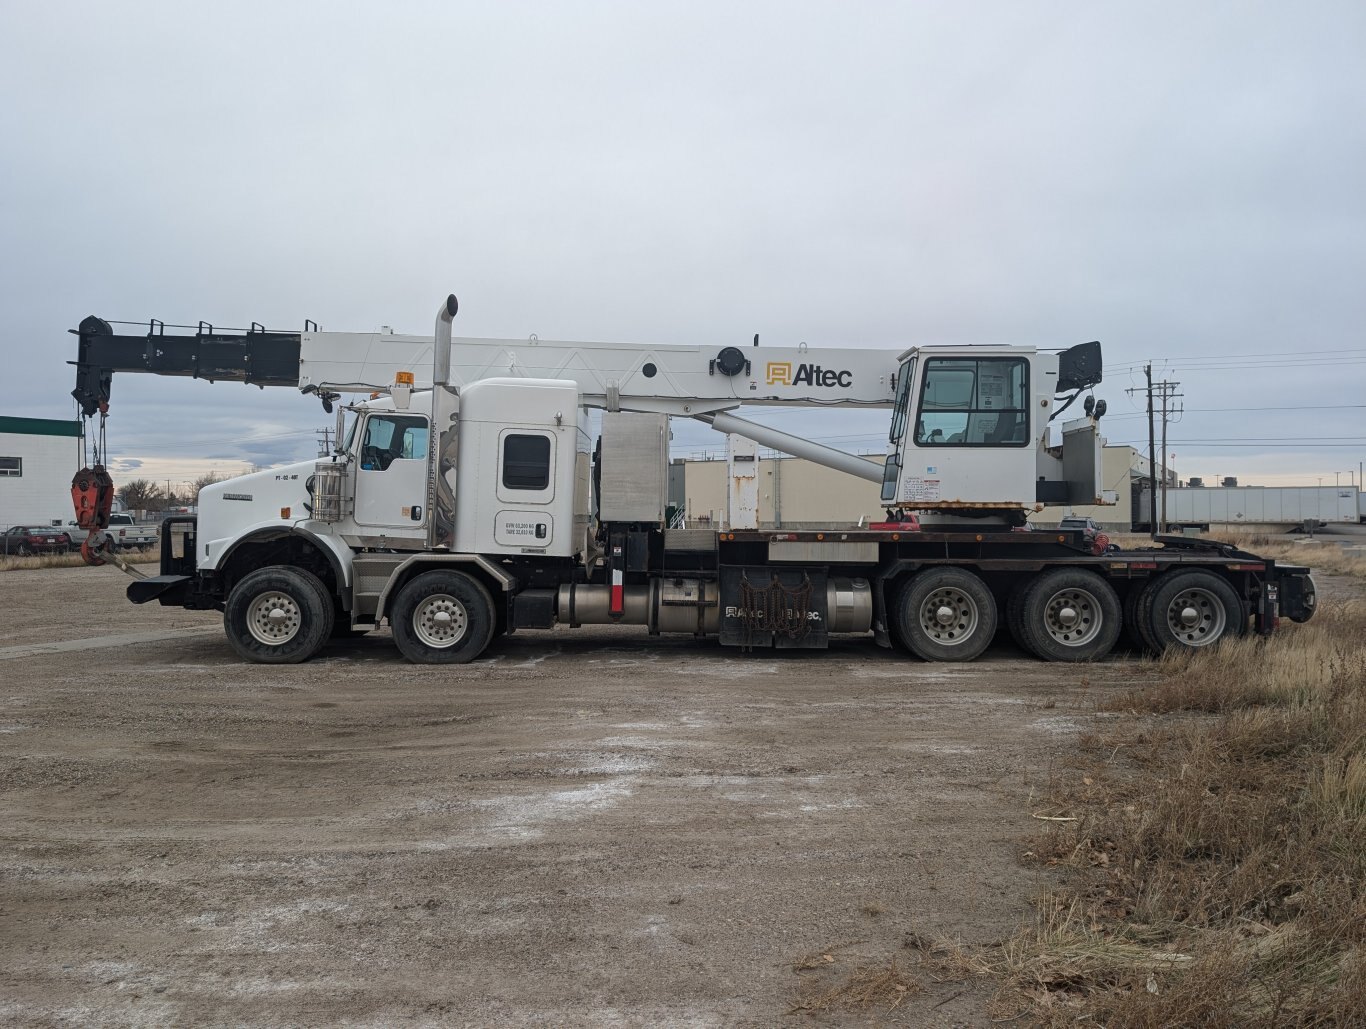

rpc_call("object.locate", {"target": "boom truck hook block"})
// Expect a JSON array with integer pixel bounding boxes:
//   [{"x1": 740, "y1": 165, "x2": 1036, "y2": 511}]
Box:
[{"x1": 71, "y1": 294, "x2": 1316, "y2": 665}]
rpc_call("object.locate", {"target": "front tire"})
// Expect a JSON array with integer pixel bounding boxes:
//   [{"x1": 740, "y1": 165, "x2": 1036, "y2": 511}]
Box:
[
  {"x1": 224, "y1": 566, "x2": 334, "y2": 664},
  {"x1": 1016, "y1": 569, "x2": 1121, "y2": 662},
  {"x1": 390, "y1": 570, "x2": 495, "y2": 664},
  {"x1": 895, "y1": 567, "x2": 997, "y2": 662}
]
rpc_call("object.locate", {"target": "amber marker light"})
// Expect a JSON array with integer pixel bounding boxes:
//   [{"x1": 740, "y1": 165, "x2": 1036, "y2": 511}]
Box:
[{"x1": 281, "y1": 507, "x2": 291, "y2": 519}]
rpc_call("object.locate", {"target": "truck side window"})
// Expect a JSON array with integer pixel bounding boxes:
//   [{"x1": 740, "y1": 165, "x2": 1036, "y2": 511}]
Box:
[
  {"x1": 914, "y1": 357, "x2": 1029, "y2": 447},
  {"x1": 503, "y1": 434, "x2": 551, "y2": 490},
  {"x1": 361, "y1": 415, "x2": 428, "y2": 471}
]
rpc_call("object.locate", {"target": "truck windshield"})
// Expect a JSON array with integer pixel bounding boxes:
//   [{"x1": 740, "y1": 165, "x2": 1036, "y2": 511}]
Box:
[{"x1": 341, "y1": 411, "x2": 359, "y2": 454}]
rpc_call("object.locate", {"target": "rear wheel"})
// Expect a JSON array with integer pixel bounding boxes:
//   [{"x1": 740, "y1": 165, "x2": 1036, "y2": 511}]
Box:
[
  {"x1": 895, "y1": 567, "x2": 997, "y2": 662},
  {"x1": 1144, "y1": 571, "x2": 1244, "y2": 653},
  {"x1": 1016, "y1": 569, "x2": 1121, "y2": 662},
  {"x1": 224, "y1": 566, "x2": 334, "y2": 664},
  {"x1": 390, "y1": 570, "x2": 495, "y2": 664}
]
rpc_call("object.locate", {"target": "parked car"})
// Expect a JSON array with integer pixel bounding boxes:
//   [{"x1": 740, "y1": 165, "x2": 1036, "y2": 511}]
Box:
[
  {"x1": 1058, "y1": 515, "x2": 1101, "y2": 541},
  {"x1": 67, "y1": 512, "x2": 159, "y2": 551},
  {"x1": 1, "y1": 525, "x2": 73, "y2": 555}
]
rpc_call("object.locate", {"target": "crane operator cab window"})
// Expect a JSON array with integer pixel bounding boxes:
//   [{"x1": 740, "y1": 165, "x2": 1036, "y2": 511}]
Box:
[
  {"x1": 360, "y1": 414, "x2": 429, "y2": 471},
  {"x1": 914, "y1": 357, "x2": 1029, "y2": 447}
]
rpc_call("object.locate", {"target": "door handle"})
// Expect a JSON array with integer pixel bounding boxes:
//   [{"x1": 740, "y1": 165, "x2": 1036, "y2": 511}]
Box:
[{"x1": 411, "y1": 505, "x2": 423, "y2": 521}]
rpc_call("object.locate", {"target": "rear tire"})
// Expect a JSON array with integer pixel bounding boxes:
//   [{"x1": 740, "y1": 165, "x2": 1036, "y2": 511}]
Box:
[
  {"x1": 1016, "y1": 569, "x2": 1121, "y2": 662},
  {"x1": 1144, "y1": 570, "x2": 1244, "y2": 654},
  {"x1": 1120, "y1": 584, "x2": 1151, "y2": 653},
  {"x1": 895, "y1": 567, "x2": 997, "y2": 662},
  {"x1": 390, "y1": 570, "x2": 495, "y2": 664},
  {"x1": 224, "y1": 566, "x2": 334, "y2": 664},
  {"x1": 1005, "y1": 582, "x2": 1030, "y2": 655}
]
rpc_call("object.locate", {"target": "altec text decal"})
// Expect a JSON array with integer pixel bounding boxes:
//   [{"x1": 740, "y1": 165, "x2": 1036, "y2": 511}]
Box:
[{"x1": 765, "y1": 362, "x2": 853, "y2": 388}]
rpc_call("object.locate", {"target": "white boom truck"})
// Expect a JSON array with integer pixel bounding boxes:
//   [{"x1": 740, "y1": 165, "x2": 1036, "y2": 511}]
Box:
[{"x1": 70, "y1": 298, "x2": 1315, "y2": 664}]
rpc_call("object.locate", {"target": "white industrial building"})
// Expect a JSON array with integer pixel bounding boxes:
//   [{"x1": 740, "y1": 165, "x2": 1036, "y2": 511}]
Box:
[{"x1": 0, "y1": 416, "x2": 84, "y2": 530}]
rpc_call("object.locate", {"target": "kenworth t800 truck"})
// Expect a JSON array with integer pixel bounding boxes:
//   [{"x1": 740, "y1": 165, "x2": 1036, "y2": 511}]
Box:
[{"x1": 68, "y1": 296, "x2": 1315, "y2": 664}]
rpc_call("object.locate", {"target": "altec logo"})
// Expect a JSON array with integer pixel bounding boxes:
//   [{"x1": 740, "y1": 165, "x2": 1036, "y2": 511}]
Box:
[{"x1": 765, "y1": 362, "x2": 853, "y2": 388}]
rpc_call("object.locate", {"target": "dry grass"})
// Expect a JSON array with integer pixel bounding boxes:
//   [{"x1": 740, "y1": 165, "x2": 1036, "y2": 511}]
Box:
[
  {"x1": 1003, "y1": 600, "x2": 1366, "y2": 1024},
  {"x1": 0, "y1": 548, "x2": 160, "y2": 573},
  {"x1": 789, "y1": 956, "x2": 923, "y2": 1015},
  {"x1": 789, "y1": 934, "x2": 993, "y2": 1017}
]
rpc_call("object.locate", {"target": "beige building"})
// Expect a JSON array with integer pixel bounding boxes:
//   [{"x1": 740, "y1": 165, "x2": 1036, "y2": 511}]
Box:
[
  {"x1": 676, "y1": 444, "x2": 1152, "y2": 531},
  {"x1": 677, "y1": 454, "x2": 885, "y2": 529}
]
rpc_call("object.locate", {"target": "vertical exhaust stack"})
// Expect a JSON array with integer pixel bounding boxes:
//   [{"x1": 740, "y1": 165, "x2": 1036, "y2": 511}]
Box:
[
  {"x1": 429, "y1": 293, "x2": 461, "y2": 550},
  {"x1": 433, "y1": 293, "x2": 459, "y2": 388}
]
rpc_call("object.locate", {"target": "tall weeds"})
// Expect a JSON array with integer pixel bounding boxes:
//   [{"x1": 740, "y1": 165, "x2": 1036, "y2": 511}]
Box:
[{"x1": 1006, "y1": 601, "x2": 1366, "y2": 1025}]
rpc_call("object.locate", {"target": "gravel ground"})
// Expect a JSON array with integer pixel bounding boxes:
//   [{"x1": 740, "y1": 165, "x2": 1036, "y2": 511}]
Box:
[{"x1": 1, "y1": 564, "x2": 1167, "y2": 1026}]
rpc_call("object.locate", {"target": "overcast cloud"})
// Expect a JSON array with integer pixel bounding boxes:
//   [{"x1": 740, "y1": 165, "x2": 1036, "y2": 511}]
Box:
[{"x1": 2, "y1": 1, "x2": 1363, "y2": 489}]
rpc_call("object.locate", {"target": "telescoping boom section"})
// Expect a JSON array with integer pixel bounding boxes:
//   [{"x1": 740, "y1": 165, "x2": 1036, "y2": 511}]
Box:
[{"x1": 72, "y1": 296, "x2": 1315, "y2": 666}]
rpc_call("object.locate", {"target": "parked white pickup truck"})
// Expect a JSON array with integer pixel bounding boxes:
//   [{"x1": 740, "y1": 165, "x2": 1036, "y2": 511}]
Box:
[{"x1": 68, "y1": 512, "x2": 160, "y2": 551}]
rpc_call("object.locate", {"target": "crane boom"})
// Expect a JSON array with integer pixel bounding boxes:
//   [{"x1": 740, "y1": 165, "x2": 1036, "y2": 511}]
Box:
[{"x1": 71, "y1": 314, "x2": 900, "y2": 419}]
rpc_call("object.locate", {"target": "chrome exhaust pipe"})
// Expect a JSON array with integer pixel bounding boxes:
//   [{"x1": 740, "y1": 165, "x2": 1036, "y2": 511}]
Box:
[{"x1": 433, "y1": 293, "x2": 459, "y2": 388}]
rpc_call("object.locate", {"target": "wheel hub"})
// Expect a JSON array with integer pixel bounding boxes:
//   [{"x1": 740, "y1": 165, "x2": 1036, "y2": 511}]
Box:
[
  {"x1": 1166, "y1": 587, "x2": 1226, "y2": 645},
  {"x1": 414, "y1": 593, "x2": 468, "y2": 648},
  {"x1": 246, "y1": 591, "x2": 302, "y2": 646},
  {"x1": 1042, "y1": 588, "x2": 1101, "y2": 646},
  {"x1": 920, "y1": 588, "x2": 978, "y2": 644}
]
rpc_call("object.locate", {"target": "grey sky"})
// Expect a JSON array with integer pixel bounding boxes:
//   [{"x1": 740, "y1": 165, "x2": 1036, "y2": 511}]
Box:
[{"x1": 3, "y1": 1, "x2": 1364, "y2": 489}]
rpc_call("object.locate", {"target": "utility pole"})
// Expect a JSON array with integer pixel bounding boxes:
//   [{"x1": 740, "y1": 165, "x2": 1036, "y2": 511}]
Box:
[
  {"x1": 1126, "y1": 365, "x2": 1158, "y2": 538},
  {"x1": 1144, "y1": 365, "x2": 1156, "y2": 538},
  {"x1": 1155, "y1": 379, "x2": 1182, "y2": 534}
]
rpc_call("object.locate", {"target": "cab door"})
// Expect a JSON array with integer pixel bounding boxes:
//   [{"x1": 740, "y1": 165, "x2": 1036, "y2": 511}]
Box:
[{"x1": 353, "y1": 413, "x2": 429, "y2": 530}]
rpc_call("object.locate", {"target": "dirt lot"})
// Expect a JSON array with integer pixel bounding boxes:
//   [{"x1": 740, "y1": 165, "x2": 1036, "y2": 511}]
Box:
[{"x1": 2, "y1": 564, "x2": 1169, "y2": 1026}]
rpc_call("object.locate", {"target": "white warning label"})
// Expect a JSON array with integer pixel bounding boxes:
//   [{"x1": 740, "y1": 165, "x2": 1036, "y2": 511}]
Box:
[{"x1": 900, "y1": 477, "x2": 941, "y2": 503}]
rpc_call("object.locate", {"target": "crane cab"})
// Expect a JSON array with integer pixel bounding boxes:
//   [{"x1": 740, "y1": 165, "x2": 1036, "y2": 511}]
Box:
[{"x1": 882, "y1": 342, "x2": 1108, "y2": 521}]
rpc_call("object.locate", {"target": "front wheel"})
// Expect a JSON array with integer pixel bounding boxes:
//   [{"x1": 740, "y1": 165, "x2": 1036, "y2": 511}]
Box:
[
  {"x1": 224, "y1": 566, "x2": 334, "y2": 664},
  {"x1": 390, "y1": 570, "x2": 495, "y2": 664},
  {"x1": 1016, "y1": 569, "x2": 1121, "y2": 662},
  {"x1": 895, "y1": 567, "x2": 998, "y2": 662}
]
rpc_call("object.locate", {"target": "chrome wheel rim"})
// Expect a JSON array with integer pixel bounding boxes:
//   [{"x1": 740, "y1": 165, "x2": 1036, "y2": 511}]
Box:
[
  {"x1": 919, "y1": 587, "x2": 979, "y2": 645},
  {"x1": 246, "y1": 590, "x2": 302, "y2": 645},
  {"x1": 1042, "y1": 587, "x2": 1102, "y2": 647},
  {"x1": 414, "y1": 593, "x2": 468, "y2": 648},
  {"x1": 1165, "y1": 587, "x2": 1226, "y2": 646}
]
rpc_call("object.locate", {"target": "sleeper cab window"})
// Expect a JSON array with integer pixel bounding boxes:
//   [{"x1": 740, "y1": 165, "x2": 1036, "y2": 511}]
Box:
[{"x1": 502, "y1": 433, "x2": 551, "y2": 490}]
